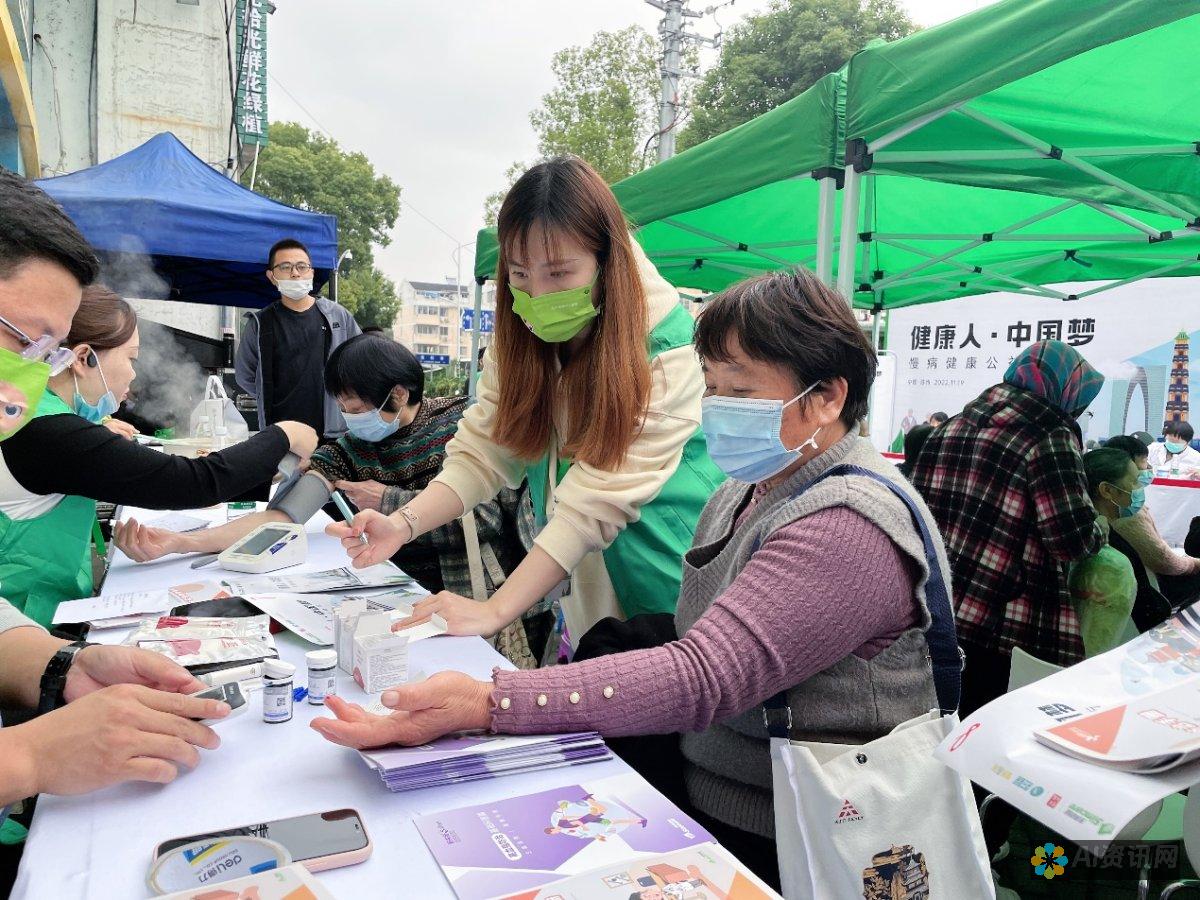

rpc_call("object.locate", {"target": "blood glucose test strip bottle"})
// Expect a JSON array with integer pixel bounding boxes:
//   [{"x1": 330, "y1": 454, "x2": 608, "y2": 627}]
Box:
[
  {"x1": 262, "y1": 659, "x2": 295, "y2": 724},
  {"x1": 306, "y1": 649, "x2": 337, "y2": 705}
]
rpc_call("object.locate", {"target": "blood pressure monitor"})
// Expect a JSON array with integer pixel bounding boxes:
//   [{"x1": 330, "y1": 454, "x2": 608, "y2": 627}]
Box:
[{"x1": 218, "y1": 521, "x2": 308, "y2": 574}]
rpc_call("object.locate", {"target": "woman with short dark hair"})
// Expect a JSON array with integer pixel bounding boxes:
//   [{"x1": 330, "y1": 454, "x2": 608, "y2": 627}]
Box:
[
  {"x1": 116, "y1": 334, "x2": 542, "y2": 665},
  {"x1": 311, "y1": 269, "x2": 953, "y2": 889}
]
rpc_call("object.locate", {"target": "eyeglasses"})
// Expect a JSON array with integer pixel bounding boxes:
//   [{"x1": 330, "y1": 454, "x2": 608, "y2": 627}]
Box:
[
  {"x1": 0, "y1": 314, "x2": 75, "y2": 375},
  {"x1": 271, "y1": 262, "x2": 313, "y2": 277}
]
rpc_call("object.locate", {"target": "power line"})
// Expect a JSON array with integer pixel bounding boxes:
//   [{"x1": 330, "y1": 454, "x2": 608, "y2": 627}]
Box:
[
  {"x1": 269, "y1": 72, "x2": 467, "y2": 245},
  {"x1": 268, "y1": 73, "x2": 336, "y2": 139}
]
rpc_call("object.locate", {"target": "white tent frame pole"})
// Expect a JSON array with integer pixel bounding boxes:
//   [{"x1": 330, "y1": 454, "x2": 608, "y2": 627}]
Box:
[
  {"x1": 1080, "y1": 250, "x2": 1200, "y2": 262},
  {"x1": 874, "y1": 240, "x2": 1069, "y2": 296},
  {"x1": 816, "y1": 175, "x2": 837, "y2": 286},
  {"x1": 467, "y1": 280, "x2": 484, "y2": 400},
  {"x1": 646, "y1": 238, "x2": 818, "y2": 259},
  {"x1": 858, "y1": 173, "x2": 876, "y2": 288},
  {"x1": 1083, "y1": 202, "x2": 1165, "y2": 237},
  {"x1": 1073, "y1": 258, "x2": 1200, "y2": 300},
  {"x1": 959, "y1": 107, "x2": 1200, "y2": 224},
  {"x1": 661, "y1": 219, "x2": 797, "y2": 267},
  {"x1": 866, "y1": 101, "x2": 965, "y2": 153},
  {"x1": 990, "y1": 234, "x2": 1154, "y2": 243},
  {"x1": 896, "y1": 253, "x2": 1197, "y2": 308},
  {"x1": 874, "y1": 149, "x2": 1045, "y2": 164},
  {"x1": 873, "y1": 144, "x2": 1198, "y2": 165},
  {"x1": 871, "y1": 310, "x2": 882, "y2": 350},
  {"x1": 689, "y1": 260, "x2": 765, "y2": 277},
  {"x1": 836, "y1": 165, "x2": 862, "y2": 302},
  {"x1": 869, "y1": 231, "x2": 1152, "y2": 244},
  {"x1": 872, "y1": 200, "x2": 1077, "y2": 290}
]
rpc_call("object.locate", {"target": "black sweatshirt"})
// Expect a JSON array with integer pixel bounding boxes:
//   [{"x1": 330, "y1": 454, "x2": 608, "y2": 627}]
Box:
[{"x1": 1, "y1": 416, "x2": 290, "y2": 509}]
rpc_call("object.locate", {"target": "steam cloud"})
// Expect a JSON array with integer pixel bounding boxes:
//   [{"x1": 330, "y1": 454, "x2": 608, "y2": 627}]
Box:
[
  {"x1": 99, "y1": 242, "x2": 209, "y2": 432},
  {"x1": 124, "y1": 323, "x2": 208, "y2": 431}
]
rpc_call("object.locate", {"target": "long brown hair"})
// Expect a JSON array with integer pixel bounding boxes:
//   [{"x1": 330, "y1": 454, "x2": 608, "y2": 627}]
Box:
[
  {"x1": 68, "y1": 284, "x2": 137, "y2": 351},
  {"x1": 492, "y1": 157, "x2": 650, "y2": 470}
]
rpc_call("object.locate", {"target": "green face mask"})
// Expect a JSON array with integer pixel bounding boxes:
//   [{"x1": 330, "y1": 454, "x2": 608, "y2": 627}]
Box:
[
  {"x1": 0, "y1": 347, "x2": 50, "y2": 441},
  {"x1": 509, "y1": 277, "x2": 599, "y2": 343}
]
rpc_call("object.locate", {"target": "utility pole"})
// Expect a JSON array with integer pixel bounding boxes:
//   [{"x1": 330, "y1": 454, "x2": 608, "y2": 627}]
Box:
[{"x1": 645, "y1": 1, "x2": 723, "y2": 161}]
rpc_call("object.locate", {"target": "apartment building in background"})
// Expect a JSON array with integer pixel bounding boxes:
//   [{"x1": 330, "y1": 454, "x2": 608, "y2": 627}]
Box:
[{"x1": 393, "y1": 280, "x2": 496, "y2": 365}]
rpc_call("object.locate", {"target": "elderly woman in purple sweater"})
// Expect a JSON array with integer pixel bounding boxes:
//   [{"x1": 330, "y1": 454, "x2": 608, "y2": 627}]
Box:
[{"x1": 312, "y1": 269, "x2": 951, "y2": 887}]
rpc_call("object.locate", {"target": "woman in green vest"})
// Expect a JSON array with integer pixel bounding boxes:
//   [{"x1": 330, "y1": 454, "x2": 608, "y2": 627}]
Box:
[
  {"x1": 0, "y1": 285, "x2": 317, "y2": 626},
  {"x1": 330, "y1": 156, "x2": 723, "y2": 650}
]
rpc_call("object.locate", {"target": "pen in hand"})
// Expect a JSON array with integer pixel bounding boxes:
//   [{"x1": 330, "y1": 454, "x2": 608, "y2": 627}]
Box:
[{"x1": 331, "y1": 490, "x2": 369, "y2": 545}]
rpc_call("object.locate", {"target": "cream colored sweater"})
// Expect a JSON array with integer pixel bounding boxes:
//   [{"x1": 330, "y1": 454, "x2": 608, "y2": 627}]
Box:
[{"x1": 433, "y1": 241, "x2": 705, "y2": 579}]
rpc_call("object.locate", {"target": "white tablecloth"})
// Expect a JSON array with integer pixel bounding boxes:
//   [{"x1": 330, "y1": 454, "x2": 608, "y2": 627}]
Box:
[
  {"x1": 1146, "y1": 479, "x2": 1200, "y2": 547},
  {"x1": 14, "y1": 505, "x2": 628, "y2": 899}
]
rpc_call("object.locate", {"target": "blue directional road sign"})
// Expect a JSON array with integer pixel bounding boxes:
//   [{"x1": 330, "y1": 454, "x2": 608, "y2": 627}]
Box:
[
  {"x1": 416, "y1": 353, "x2": 451, "y2": 366},
  {"x1": 460, "y1": 309, "x2": 495, "y2": 333}
]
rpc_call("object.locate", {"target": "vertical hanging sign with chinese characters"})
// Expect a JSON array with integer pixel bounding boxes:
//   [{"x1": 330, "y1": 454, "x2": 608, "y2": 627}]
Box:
[
  {"x1": 235, "y1": 0, "x2": 269, "y2": 147},
  {"x1": 885, "y1": 277, "x2": 1200, "y2": 448}
]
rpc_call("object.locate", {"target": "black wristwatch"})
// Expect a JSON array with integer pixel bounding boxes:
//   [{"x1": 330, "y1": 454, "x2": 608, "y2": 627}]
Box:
[{"x1": 37, "y1": 640, "x2": 93, "y2": 715}]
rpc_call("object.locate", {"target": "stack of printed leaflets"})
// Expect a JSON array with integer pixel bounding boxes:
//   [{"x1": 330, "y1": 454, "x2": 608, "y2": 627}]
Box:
[
  {"x1": 414, "y1": 772, "x2": 780, "y2": 899},
  {"x1": 936, "y1": 603, "x2": 1200, "y2": 846},
  {"x1": 358, "y1": 731, "x2": 611, "y2": 793},
  {"x1": 1035, "y1": 677, "x2": 1200, "y2": 774}
]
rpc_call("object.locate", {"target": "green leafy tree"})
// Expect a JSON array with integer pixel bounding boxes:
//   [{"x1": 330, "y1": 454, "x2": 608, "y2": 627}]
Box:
[
  {"x1": 483, "y1": 160, "x2": 529, "y2": 229},
  {"x1": 532, "y1": 25, "x2": 660, "y2": 182},
  {"x1": 244, "y1": 122, "x2": 402, "y2": 328},
  {"x1": 335, "y1": 266, "x2": 400, "y2": 331},
  {"x1": 482, "y1": 25, "x2": 660, "y2": 224},
  {"x1": 679, "y1": 0, "x2": 915, "y2": 150}
]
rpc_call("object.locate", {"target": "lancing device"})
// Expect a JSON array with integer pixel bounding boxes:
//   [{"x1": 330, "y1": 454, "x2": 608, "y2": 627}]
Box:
[
  {"x1": 330, "y1": 490, "x2": 369, "y2": 545},
  {"x1": 199, "y1": 662, "x2": 264, "y2": 687}
]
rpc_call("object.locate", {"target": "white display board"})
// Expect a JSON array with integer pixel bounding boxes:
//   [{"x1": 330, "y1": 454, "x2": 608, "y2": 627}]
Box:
[
  {"x1": 868, "y1": 351, "x2": 897, "y2": 452},
  {"x1": 885, "y1": 277, "x2": 1200, "y2": 447}
]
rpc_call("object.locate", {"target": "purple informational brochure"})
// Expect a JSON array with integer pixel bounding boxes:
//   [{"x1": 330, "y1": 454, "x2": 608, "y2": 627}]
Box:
[
  {"x1": 416, "y1": 773, "x2": 714, "y2": 900},
  {"x1": 359, "y1": 732, "x2": 611, "y2": 793}
]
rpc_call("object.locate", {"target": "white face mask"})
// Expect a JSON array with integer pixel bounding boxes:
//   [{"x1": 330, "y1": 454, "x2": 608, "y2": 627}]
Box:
[{"x1": 276, "y1": 278, "x2": 313, "y2": 301}]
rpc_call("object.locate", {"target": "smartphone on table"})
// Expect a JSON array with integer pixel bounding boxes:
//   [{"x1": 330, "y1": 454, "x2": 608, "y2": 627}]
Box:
[{"x1": 153, "y1": 808, "x2": 371, "y2": 873}]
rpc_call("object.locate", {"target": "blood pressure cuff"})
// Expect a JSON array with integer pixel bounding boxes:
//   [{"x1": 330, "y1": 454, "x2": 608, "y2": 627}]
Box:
[{"x1": 267, "y1": 471, "x2": 331, "y2": 525}]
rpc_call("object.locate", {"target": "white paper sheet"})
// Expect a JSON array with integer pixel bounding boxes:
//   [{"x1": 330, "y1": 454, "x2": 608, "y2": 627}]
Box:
[
  {"x1": 222, "y1": 564, "x2": 411, "y2": 595},
  {"x1": 50, "y1": 590, "x2": 173, "y2": 625}
]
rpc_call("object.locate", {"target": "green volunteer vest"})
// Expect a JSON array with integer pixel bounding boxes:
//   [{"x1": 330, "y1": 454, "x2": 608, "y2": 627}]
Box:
[
  {"x1": 526, "y1": 305, "x2": 725, "y2": 618},
  {"x1": 0, "y1": 390, "x2": 96, "y2": 627}
]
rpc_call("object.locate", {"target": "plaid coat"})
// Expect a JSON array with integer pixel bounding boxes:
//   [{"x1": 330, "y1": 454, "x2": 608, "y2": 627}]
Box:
[{"x1": 911, "y1": 383, "x2": 1105, "y2": 665}]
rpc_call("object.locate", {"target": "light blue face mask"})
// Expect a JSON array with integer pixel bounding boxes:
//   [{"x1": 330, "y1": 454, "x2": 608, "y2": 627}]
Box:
[
  {"x1": 701, "y1": 382, "x2": 822, "y2": 483},
  {"x1": 1166, "y1": 440, "x2": 1188, "y2": 455},
  {"x1": 1106, "y1": 483, "x2": 1146, "y2": 519},
  {"x1": 72, "y1": 354, "x2": 119, "y2": 424},
  {"x1": 342, "y1": 406, "x2": 400, "y2": 443},
  {"x1": 1137, "y1": 469, "x2": 1154, "y2": 487}
]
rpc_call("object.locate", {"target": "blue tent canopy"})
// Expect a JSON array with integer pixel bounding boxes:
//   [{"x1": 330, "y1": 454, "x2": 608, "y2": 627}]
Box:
[{"x1": 36, "y1": 132, "x2": 338, "y2": 308}]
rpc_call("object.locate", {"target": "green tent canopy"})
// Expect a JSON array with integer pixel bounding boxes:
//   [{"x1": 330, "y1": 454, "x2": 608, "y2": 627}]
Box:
[{"x1": 474, "y1": 0, "x2": 1200, "y2": 313}]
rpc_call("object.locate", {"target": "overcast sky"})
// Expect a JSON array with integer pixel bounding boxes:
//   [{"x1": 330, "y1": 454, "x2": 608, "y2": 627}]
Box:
[{"x1": 267, "y1": 0, "x2": 996, "y2": 287}]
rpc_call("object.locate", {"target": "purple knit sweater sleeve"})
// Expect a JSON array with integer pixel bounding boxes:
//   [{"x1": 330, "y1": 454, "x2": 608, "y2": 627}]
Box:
[{"x1": 490, "y1": 505, "x2": 920, "y2": 736}]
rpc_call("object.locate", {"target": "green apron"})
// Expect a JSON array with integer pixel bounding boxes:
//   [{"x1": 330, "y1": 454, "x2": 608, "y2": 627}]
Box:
[
  {"x1": 0, "y1": 390, "x2": 96, "y2": 627},
  {"x1": 527, "y1": 305, "x2": 725, "y2": 619}
]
